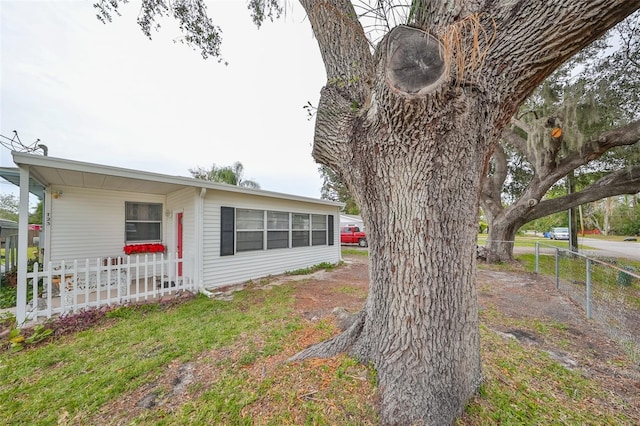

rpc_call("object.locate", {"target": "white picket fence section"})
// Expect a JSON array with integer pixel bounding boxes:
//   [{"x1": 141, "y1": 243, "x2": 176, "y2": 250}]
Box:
[{"x1": 23, "y1": 252, "x2": 195, "y2": 323}]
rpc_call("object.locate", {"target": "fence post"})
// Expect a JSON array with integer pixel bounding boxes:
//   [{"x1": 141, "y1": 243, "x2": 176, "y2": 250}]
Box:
[
  {"x1": 555, "y1": 248, "x2": 560, "y2": 290},
  {"x1": 72, "y1": 259, "x2": 79, "y2": 312},
  {"x1": 31, "y1": 263, "x2": 39, "y2": 321},
  {"x1": 586, "y1": 258, "x2": 592, "y2": 319},
  {"x1": 535, "y1": 242, "x2": 539, "y2": 273}
]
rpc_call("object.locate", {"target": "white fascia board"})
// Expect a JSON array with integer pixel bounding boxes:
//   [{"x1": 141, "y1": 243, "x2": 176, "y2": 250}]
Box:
[{"x1": 11, "y1": 152, "x2": 344, "y2": 208}]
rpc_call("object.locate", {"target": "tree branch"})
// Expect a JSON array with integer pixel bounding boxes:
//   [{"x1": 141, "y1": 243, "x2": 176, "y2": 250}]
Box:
[
  {"x1": 510, "y1": 117, "x2": 532, "y2": 135},
  {"x1": 311, "y1": 86, "x2": 358, "y2": 168},
  {"x1": 555, "y1": 119, "x2": 640, "y2": 174},
  {"x1": 299, "y1": 0, "x2": 374, "y2": 106},
  {"x1": 486, "y1": 1, "x2": 640, "y2": 124},
  {"x1": 480, "y1": 143, "x2": 507, "y2": 221},
  {"x1": 501, "y1": 126, "x2": 531, "y2": 163},
  {"x1": 481, "y1": 143, "x2": 507, "y2": 217},
  {"x1": 524, "y1": 165, "x2": 640, "y2": 222},
  {"x1": 500, "y1": 119, "x2": 640, "y2": 214},
  {"x1": 484, "y1": 116, "x2": 640, "y2": 236},
  {"x1": 411, "y1": 0, "x2": 461, "y2": 27}
]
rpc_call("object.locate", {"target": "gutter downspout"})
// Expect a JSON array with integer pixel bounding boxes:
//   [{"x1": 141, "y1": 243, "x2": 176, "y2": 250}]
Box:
[{"x1": 196, "y1": 188, "x2": 216, "y2": 297}]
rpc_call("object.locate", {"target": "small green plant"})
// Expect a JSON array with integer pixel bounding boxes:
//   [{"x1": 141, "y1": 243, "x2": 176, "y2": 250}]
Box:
[
  {"x1": 0, "y1": 285, "x2": 18, "y2": 309},
  {"x1": 3, "y1": 313, "x2": 52, "y2": 353},
  {"x1": 7, "y1": 328, "x2": 25, "y2": 352},
  {"x1": 617, "y1": 266, "x2": 636, "y2": 286},
  {"x1": 25, "y1": 325, "x2": 52, "y2": 345},
  {"x1": 336, "y1": 285, "x2": 358, "y2": 295},
  {"x1": 259, "y1": 276, "x2": 272, "y2": 285},
  {"x1": 285, "y1": 262, "x2": 337, "y2": 276},
  {"x1": 0, "y1": 257, "x2": 45, "y2": 309}
]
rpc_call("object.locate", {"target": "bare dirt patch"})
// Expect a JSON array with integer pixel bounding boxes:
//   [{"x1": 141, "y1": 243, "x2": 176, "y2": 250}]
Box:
[
  {"x1": 288, "y1": 255, "x2": 640, "y2": 421},
  {"x1": 478, "y1": 266, "x2": 640, "y2": 412},
  {"x1": 88, "y1": 253, "x2": 640, "y2": 423}
]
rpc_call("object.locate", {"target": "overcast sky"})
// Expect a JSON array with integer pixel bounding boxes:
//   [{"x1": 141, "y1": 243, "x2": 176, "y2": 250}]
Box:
[{"x1": 0, "y1": 0, "x2": 327, "y2": 199}]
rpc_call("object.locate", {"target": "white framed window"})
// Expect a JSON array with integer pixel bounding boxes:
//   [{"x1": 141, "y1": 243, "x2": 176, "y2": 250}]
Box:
[
  {"x1": 292, "y1": 213, "x2": 310, "y2": 247},
  {"x1": 125, "y1": 202, "x2": 162, "y2": 243},
  {"x1": 312, "y1": 214, "x2": 327, "y2": 246},
  {"x1": 236, "y1": 209, "x2": 264, "y2": 252},
  {"x1": 267, "y1": 211, "x2": 289, "y2": 249},
  {"x1": 221, "y1": 208, "x2": 333, "y2": 255}
]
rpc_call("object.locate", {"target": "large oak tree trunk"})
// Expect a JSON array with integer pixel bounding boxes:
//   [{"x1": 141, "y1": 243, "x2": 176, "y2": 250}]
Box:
[
  {"x1": 351, "y1": 112, "x2": 487, "y2": 423},
  {"x1": 296, "y1": 100, "x2": 488, "y2": 423},
  {"x1": 484, "y1": 220, "x2": 519, "y2": 262},
  {"x1": 293, "y1": 1, "x2": 640, "y2": 424},
  {"x1": 292, "y1": 22, "x2": 492, "y2": 420}
]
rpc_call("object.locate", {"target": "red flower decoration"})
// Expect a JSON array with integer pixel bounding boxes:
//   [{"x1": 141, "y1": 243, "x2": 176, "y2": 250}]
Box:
[{"x1": 123, "y1": 243, "x2": 166, "y2": 255}]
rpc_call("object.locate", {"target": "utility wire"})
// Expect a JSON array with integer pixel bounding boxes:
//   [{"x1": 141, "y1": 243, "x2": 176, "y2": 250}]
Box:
[{"x1": 0, "y1": 131, "x2": 47, "y2": 155}]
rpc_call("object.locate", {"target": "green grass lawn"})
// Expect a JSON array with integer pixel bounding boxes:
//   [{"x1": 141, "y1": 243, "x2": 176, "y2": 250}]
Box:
[
  {"x1": 0, "y1": 288, "x2": 378, "y2": 425},
  {"x1": 0, "y1": 246, "x2": 39, "y2": 260},
  {"x1": 1, "y1": 265, "x2": 637, "y2": 425},
  {"x1": 476, "y1": 234, "x2": 601, "y2": 250}
]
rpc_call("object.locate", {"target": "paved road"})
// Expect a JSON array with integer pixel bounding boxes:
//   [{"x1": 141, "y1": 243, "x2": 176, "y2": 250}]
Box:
[{"x1": 578, "y1": 237, "x2": 640, "y2": 261}]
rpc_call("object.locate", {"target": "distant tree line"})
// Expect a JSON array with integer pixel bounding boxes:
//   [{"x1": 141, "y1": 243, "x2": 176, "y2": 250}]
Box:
[{"x1": 189, "y1": 161, "x2": 260, "y2": 189}]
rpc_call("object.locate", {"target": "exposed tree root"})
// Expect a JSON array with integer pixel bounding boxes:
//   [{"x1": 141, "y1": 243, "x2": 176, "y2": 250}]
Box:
[{"x1": 288, "y1": 310, "x2": 366, "y2": 362}]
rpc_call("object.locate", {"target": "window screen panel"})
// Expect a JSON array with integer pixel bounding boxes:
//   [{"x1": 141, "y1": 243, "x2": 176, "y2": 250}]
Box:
[
  {"x1": 237, "y1": 231, "x2": 264, "y2": 252},
  {"x1": 267, "y1": 231, "x2": 289, "y2": 249},
  {"x1": 292, "y1": 230, "x2": 310, "y2": 247},
  {"x1": 237, "y1": 209, "x2": 264, "y2": 230}
]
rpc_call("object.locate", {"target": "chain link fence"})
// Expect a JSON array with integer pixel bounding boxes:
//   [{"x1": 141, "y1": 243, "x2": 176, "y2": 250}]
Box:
[{"x1": 534, "y1": 243, "x2": 640, "y2": 360}]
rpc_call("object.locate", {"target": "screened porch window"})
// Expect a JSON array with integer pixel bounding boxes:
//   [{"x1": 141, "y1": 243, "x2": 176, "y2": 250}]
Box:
[
  {"x1": 125, "y1": 202, "x2": 162, "y2": 242},
  {"x1": 220, "y1": 207, "x2": 335, "y2": 255},
  {"x1": 312, "y1": 214, "x2": 327, "y2": 246},
  {"x1": 236, "y1": 209, "x2": 264, "y2": 252},
  {"x1": 267, "y1": 211, "x2": 289, "y2": 249},
  {"x1": 292, "y1": 213, "x2": 310, "y2": 247}
]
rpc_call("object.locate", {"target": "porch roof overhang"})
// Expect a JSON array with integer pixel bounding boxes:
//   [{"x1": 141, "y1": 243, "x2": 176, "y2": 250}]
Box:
[
  {"x1": 9, "y1": 152, "x2": 343, "y2": 207},
  {"x1": 0, "y1": 167, "x2": 46, "y2": 199}
]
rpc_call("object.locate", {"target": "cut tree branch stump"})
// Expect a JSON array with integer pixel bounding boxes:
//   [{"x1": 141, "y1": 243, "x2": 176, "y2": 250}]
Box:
[{"x1": 386, "y1": 26, "x2": 446, "y2": 96}]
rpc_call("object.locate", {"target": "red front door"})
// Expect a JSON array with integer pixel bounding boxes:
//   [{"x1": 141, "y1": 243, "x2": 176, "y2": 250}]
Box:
[{"x1": 177, "y1": 212, "x2": 183, "y2": 276}]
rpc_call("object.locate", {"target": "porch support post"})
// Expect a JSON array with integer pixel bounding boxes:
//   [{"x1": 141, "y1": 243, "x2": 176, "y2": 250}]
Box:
[
  {"x1": 16, "y1": 165, "x2": 30, "y2": 325},
  {"x1": 196, "y1": 188, "x2": 206, "y2": 289}
]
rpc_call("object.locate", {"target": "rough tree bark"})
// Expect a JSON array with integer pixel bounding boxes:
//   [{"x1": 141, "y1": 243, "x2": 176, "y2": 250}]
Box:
[
  {"x1": 481, "y1": 120, "x2": 640, "y2": 262},
  {"x1": 291, "y1": 1, "x2": 640, "y2": 424}
]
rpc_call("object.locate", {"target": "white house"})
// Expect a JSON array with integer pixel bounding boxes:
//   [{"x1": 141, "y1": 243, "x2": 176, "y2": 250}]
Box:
[
  {"x1": 340, "y1": 214, "x2": 365, "y2": 230},
  {"x1": 5, "y1": 152, "x2": 343, "y2": 323}
]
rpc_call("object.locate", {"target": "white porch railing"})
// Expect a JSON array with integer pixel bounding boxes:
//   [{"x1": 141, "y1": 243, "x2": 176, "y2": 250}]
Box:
[
  {"x1": 20, "y1": 252, "x2": 195, "y2": 324},
  {"x1": 1, "y1": 235, "x2": 18, "y2": 275}
]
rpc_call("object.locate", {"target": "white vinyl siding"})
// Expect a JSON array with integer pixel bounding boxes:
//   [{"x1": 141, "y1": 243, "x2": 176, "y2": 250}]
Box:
[
  {"x1": 48, "y1": 187, "x2": 167, "y2": 262},
  {"x1": 201, "y1": 190, "x2": 341, "y2": 289},
  {"x1": 45, "y1": 183, "x2": 340, "y2": 291}
]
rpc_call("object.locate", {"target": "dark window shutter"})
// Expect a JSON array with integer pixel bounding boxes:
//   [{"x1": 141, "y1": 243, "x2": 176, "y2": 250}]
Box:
[
  {"x1": 220, "y1": 207, "x2": 235, "y2": 256},
  {"x1": 328, "y1": 215, "x2": 334, "y2": 246}
]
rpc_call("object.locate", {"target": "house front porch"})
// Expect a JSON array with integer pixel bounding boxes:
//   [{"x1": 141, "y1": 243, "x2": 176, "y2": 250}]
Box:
[{"x1": 18, "y1": 252, "x2": 196, "y2": 324}]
